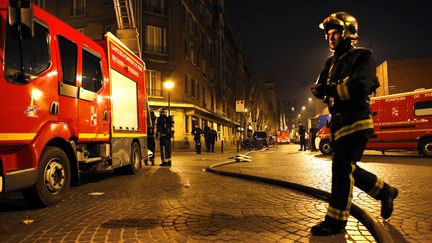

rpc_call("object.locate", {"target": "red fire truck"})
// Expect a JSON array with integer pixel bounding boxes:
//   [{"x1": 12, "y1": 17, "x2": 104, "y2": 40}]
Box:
[
  {"x1": 276, "y1": 130, "x2": 290, "y2": 144},
  {"x1": 317, "y1": 89, "x2": 432, "y2": 157},
  {"x1": 0, "y1": 1, "x2": 148, "y2": 206}
]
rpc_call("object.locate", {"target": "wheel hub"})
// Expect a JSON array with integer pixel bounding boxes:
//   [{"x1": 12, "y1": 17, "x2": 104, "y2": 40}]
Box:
[{"x1": 44, "y1": 159, "x2": 65, "y2": 193}]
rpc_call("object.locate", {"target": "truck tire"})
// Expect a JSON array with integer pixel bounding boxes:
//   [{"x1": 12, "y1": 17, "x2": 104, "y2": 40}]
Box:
[
  {"x1": 127, "y1": 142, "x2": 142, "y2": 174},
  {"x1": 420, "y1": 138, "x2": 432, "y2": 157},
  {"x1": 23, "y1": 146, "x2": 71, "y2": 207},
  {"x1": 319, "y1": 139, "x2": 333, "y2": 155}
]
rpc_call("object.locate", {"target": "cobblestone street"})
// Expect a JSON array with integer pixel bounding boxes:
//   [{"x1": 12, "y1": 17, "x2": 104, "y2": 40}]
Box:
[{"x1": 0, "y1": 144, "x2": 431, "y2": 242}]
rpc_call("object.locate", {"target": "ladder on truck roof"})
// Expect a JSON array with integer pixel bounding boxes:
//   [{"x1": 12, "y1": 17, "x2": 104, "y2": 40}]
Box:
[{"x1": 113, "y1": 0, "x2": 141, "y2": 57}]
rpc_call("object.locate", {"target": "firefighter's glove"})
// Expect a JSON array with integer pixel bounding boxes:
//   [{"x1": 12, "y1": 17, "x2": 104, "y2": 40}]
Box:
[{"x1": 310, "y1": 83, "x2": 324, "y2": 99}]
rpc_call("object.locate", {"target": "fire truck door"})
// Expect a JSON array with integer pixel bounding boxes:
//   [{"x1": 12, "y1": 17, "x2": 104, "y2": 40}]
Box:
[
  {"x1": 57, "y1": 36, "x2": 79, "y2": 134},
  {"x1": 77, "y1": 48, "x2": 109, "y2": 142}
]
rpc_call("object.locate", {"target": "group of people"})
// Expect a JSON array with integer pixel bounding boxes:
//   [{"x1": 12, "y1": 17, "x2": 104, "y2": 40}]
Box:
[
  {"x1": 146, "y1": 108, "x2": 219, "y2": 166},
  {"x1": 192, "y1": 124, "x2": 218, "y2": 154},
  {"x1": 297, "y1": 122, "x2": 319, "y2": 152}
]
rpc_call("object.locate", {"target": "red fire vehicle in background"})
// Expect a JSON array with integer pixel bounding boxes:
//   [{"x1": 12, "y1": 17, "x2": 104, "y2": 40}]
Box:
[
  {"x1": 0, "y1": 1, "x2": 148, "y2": 206},
  {"x1": 317, "y1": 89, "x2": 432, "y2": 157},
  {"x1": 276, "y1": 130, "x2": 290, "y2": 144}
]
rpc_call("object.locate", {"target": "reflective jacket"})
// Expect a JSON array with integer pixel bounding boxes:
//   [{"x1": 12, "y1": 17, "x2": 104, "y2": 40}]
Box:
[{"x1": 314, "y1": 46, "x2": 378, "y2": 140}]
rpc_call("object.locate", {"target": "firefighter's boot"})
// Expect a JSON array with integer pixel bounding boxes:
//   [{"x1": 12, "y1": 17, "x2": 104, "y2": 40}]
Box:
[
  {"x1": 310, "y1": 220, "x2": 345, "y2": 236},
  {"x1": 378, "y1": 184, "x2": 399, "y2": 219},
  {"x1": 151, "y1": 159, "x2": 155, "y2": 166}
]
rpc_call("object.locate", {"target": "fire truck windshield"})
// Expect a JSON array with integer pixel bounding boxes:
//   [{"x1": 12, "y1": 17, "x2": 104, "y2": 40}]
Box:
[{"x1": 4, "y1": 21, "x2": 51, "y2": 83}]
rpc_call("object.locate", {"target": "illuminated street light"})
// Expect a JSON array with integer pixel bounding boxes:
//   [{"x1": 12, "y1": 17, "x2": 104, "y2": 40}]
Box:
[
  {"x1": 308, "y1": 97, "x2": 313, "y2": 102},
  {"x1": 301, "y1": 106, "x2": 306, "y2": 111},
  {"x1": 163, "y1": 80, "x2": 175, "y2": 116}
]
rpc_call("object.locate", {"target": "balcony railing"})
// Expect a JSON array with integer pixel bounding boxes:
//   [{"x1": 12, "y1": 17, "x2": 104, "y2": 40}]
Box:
[
  {"x1": 147, "y1": 88, "x2": 163, "y2": 97},
  {"x1": 144, "y1": 44, "x2": 167, "y2": 54}
]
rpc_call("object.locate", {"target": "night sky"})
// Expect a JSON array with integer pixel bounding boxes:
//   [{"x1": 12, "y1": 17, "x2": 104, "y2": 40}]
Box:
[{"x1": 224, "y1": 0, "x2": 432, "y2": 103}]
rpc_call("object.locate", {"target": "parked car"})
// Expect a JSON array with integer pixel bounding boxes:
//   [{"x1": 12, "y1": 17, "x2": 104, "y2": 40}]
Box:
[{"x1": 253, "y1": 131, "x2": 269, "y2": 147}]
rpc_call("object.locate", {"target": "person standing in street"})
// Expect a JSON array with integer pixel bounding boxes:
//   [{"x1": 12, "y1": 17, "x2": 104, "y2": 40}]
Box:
[
  {"x1": 298, "y1": 122, "x2": 307, "y2": 151},
  {"x1": 156, "y1": 108, "x2": 173, "y2": 166},
  {"x1": 204, "y1": 125, "x2": 211, "y2": 153},
  {"x1": 192, "y1": 124, "x2": 203, "y2": 154},
  {"x1": 146, "y1": 108, "x2": 156, "y2": 165},
  {"x1": 310, "y1": 12, "x2": 398, "y2": 236},
  {"x1": 209, "y1": 128, "x2": 218, "y2": 153},
  {"x1": 309, "y1": 123, "x2": 319, "y2": 152}
]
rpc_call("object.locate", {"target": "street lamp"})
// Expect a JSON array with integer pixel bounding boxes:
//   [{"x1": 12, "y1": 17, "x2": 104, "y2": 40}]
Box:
[{"x1": 163, "y1": 80, "x2": 175, "y2": 116}]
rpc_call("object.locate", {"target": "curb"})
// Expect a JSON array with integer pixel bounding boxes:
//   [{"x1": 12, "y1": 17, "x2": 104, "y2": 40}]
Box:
[{"x1": 206, "y1": 153, "x2": 393, "y2": 243}]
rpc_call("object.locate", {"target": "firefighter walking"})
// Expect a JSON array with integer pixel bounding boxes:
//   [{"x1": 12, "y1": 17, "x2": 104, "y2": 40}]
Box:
[
  {"x1": 156, "y1": 108, "x2": 173, "y2": 166},
  {"x1": 310, "y1": 12, "x2": 398, "y2": 236},
  {"x1": 192, "y1": 124, "x2": 203, "y2": 154}
]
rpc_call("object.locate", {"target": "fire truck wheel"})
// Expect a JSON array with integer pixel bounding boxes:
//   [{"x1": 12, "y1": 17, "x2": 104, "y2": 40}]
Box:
[
  {"x1": 127, "y1": 142, "x2": 142, "y2": 174},
  {"x1": 23, "y1": 146, "x2": 71, "y2": 207},
  {"x1": 420, "y1": 138, "x2": 432, "y2": 157},
  {"x1": 319, "y1": 139, "x2": 333, "y2": 155}
]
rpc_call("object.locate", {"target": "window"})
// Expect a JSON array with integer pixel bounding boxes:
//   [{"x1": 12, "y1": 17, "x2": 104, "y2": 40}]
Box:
[
  {"x1": 211, "y1": 92, "x2": 214, "y2": 110},
  {"x1": 185, "y1": 115, "x2": 189, "y2": 133},
  {"x1": 197, "y1": 83, "x2": 200, "y2": 100},
  {"x1": 58, "y1": 36, "x2": 77, "y2": 86},
  {"x1": 190, "y1": 45, "x2": 196, "y2": 65},
  {"x1": 146, "y1": 70, "x2": 162, "y2": 96},
  {"x1": 184, "y1": 75, "x2": 189, "y2": 94},
  {"x1": 184, "y1": 39, "x2": 189, "y2": 58},
  {"x1": 4, "y1": 21, "x2": 50, "y2": 83},
  {"x1": 202, "y1": 87, "x2": 206, "y2": 105},
  {"x1": 145, "y1": 25, "x2": 166, "y2": 54},
  {"x1": 144, "y1": 0, "x2": 167, "y2": 15},
  {"x1": 82, "y1": 49, "x2": 103, "y2": 92},
  {"x1": 415, "y1": 101, "x2": 432, "y2": 116},
  {"x1": 191, "y1": 79, "x2": 196, "y2": 98},
  {"x1": 72, "y1": 0, "x2": 86, "y2": 16},
  {"x1": 201, "y1": 59, "x2": 207, "y2": 73}
]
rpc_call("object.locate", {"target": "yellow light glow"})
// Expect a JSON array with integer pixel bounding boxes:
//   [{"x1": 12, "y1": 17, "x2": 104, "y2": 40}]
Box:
[
  {"x1": 31, "y1": 89, "x2": 43, "y2": 100},
  {"x1": 163, "y1": 80, "x2": 175, "y2": 89}
]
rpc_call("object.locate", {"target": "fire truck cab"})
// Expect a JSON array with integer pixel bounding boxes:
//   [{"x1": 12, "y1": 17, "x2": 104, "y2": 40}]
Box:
[
  {"x1": 317, "y1": 89, "x2": 432, "y2": 157},
  {"x1": 0, "y1": 1, "x2": 148, "y2": 206}
]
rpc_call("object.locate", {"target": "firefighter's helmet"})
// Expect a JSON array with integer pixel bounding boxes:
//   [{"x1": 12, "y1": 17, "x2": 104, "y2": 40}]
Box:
[
  {"x1": 319, "y1": 12, "x2": 359, "y2": 41},
  {"x1": 159, "y1": 107, "x2": 167, "y2": 116}
]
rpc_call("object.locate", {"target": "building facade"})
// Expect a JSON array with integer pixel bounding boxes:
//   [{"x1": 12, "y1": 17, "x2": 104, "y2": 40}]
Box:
[{"x1": 376, "y1": 57, "x2": 432, "y2": 95}]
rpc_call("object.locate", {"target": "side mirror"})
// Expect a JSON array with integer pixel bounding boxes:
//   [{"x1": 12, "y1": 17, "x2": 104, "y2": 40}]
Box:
[
  {"x1": 371, "y1": 111, "x2": 377, "y2": 116},
  {"x1": 8, "y1": 0, "x2": 34, "y2": 39}
]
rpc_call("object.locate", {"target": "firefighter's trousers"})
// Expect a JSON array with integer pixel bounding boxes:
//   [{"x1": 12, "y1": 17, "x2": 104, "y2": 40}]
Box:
[
  {"x1": 159, "y1": 135, "x2": 171, "y2": 163},
  {"x1": 148, "y1": 136, "x2": 156, "y2": 162},
  {"x1": 325, "y1": 134, "x2": 386, "y2": 226}
]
